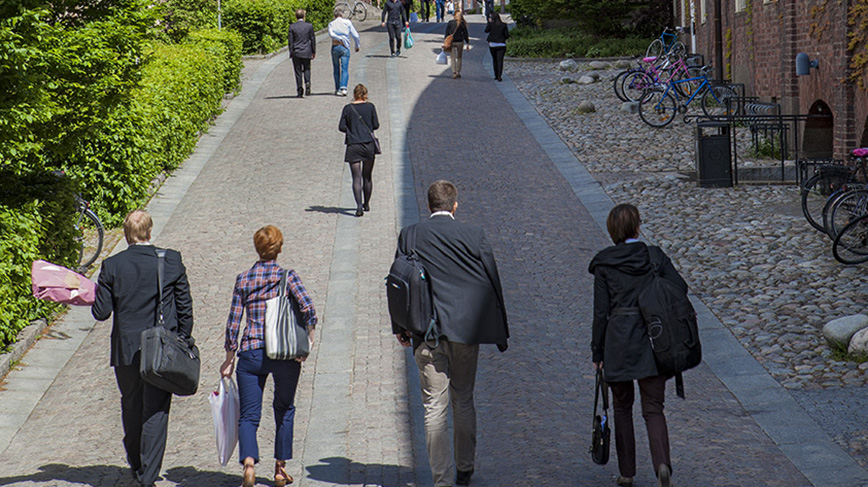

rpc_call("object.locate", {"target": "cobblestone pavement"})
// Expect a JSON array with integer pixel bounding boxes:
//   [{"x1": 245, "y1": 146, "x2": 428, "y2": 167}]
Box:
[
  {"x1": 504, "y1": 59, "x2": 868, "y2": 468},
  {"x1": 0, "y1": 14, "x2": 854, "y2": 487}
]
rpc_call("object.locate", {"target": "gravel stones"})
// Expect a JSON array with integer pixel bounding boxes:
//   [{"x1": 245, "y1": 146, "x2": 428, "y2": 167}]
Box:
[
  {"x1": 577, "y1": 75, "x2": 597, "y2": 85},
  {"x1": 824, "y1": 314, "x2": 868, "y2": 350},
  {"x1": 560, "y1": 77, "x2": 576, "y2": 85}
]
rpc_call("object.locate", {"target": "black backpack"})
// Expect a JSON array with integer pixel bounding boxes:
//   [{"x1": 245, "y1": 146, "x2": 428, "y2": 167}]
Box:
[
  {"x1": 386, "y1": 225, "x2": 438, "y2": 343},
  {"x1": 637, "y1": 246, "x2": 701, "y2": 398}
]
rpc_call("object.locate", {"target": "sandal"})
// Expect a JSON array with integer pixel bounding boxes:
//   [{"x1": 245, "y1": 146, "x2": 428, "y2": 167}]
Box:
[
  {"x1": 274, "y1": 462, "x2": 293, "y2": 487},
  {"x1": 242, "y1": 464, "x2": 255, "y2": 487}
]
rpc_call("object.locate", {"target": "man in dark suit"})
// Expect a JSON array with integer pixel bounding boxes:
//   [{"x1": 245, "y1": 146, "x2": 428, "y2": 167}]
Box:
[
  {"x1": 288, "y1": 9, "x2": 316, "y2": 98},
  {"x1": 394, "y1": 180, "x2": 509, "y2": 487},
  {"x1": 92, "y1": 210, "x2": 193, "y2": 487}
]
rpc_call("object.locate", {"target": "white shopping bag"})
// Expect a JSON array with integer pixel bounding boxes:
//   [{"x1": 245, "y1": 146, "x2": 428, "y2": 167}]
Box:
[
  {"x1": 436, "y1": 50, "x2": 448, "y2": 65},
  {"x1": 209, "y1": 377, "x2": 240, "y2": 466}
]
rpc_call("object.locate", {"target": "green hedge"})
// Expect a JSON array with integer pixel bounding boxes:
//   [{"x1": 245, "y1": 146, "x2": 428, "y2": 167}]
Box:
[
  {"x1": 506, "y1": 27, "x2": 646, "y2": 58},
  {"x1": 223, "y1": 0, "x2": 333, "y2": 54}
]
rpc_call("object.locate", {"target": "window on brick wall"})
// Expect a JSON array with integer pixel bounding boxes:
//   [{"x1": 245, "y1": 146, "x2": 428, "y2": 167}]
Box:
[{"x1": 735, "y1": 0, "x2": 746, "y2": 12}]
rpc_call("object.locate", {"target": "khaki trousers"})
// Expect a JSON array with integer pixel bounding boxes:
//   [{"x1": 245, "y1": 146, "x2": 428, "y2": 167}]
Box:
[
  {"x1": 415, "y1": 340, "x2": 479, "y2": 487},
  {"x1": 450, "y1": 41, "x2": 464, "y2": 75}
]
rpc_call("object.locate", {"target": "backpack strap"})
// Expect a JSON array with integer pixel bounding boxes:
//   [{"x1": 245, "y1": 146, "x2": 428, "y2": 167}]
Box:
[
  {"x1": 156, "y1": 248, "x2": 167, "y2": 327},
  {"x1": 675, "y1": 372, "x2": 685, "y2": 399}
]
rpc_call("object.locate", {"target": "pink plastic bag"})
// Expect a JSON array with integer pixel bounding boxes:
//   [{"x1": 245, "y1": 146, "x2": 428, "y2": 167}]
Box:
[
  {"x1": 31, "y1": 260, "x2": 97, "y2": 306},
  {"x1": 853, "y1": 148, "x2": 868, "y2": 157}
]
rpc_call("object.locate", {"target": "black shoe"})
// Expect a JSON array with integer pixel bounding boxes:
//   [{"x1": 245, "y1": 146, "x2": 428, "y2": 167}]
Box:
[
  {"x1": 390, "y1": 52, "x2": 396, "y2": 58},
  {"x1": 355, "y1": 207, "x2": 364, "y2": 217},
  {"x1": 657, "y1": 464, "x2": 671, "y2": 487},
  {"x1": 362, "y1": 203, "x2": 370, "y2": 212},
  {"x1": 297, "y1": 93, "x2": 304, "y2": 98},
  {"x1": 456, "y1": 469, "x2": 474, "y2": 485},
  {"x1": 396, "y1": 50, "x2": 401, "y2": 56},
  {"x1": 305, "y1": 83, "x2": 311, "y2": 96},
  {"x1": 496, "y1": 77, "x2": 502, "y2": 82}
]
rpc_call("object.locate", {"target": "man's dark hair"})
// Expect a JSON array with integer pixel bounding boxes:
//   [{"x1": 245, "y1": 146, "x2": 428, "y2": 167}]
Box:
[
  {"x1": 428, "y1": 180, "x2": 458, "y2": 212},
  {"x1": 296, "y1": 8, "x2": 305, "y2": 20},
  {"x1": 606, "y1": 203, "x2": 641, "y2": 244}
]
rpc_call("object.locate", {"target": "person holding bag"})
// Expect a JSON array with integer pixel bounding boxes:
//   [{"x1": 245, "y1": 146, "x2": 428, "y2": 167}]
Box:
[
  {"x1": 588, "y1": 204, "x2": 686, "y2": 487},
  {"x1": 444, "y1": 11, "x2": 470, "y2": 79},
  {"x1": 92, "y1": 210, "x2": 194, "y2": 487},
  {"x1": 339, "y1": 83, "x2": 380, "y2": 217},
  {"x1": 221, "y1": 225, "x2": 317, "y2": 487}
]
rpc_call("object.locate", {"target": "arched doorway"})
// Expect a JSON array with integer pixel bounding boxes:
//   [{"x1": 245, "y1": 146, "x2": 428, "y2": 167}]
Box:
[{"x1": 803, "y1": 100, "x2": 834, "y2": 158}]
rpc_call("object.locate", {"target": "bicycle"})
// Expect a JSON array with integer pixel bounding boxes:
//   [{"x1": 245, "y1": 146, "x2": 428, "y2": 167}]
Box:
[
  {"x1": 833, "y1": 213, "x2": 868, "y2": 264},
  {"x1": 73, "y1": 193, "x2": 104, "y2": 272},
  {"x1": 646, "y1": 27, "x2": 686, "y2": 59},
  {"x1": 637, "y1": 75, "x2": 736, "y2": 128},
  {"x1": 800, "y1": 151, "x2": 868, "y2": 233},
  {"x1": 615, "y1": 54, "x2": 708, "y2": 103},
  {"x1": 337, "y1": 0, "x2": 367, "y2": 21}
]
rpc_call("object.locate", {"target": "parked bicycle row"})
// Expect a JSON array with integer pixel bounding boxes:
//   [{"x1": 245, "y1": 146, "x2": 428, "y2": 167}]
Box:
[{"x1": 800, "y1": 149, "x2": 868, "y2": 264}]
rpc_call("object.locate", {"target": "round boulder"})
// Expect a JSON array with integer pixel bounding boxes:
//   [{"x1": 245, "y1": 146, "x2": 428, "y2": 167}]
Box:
[
  {"x1": 614, "y1": 59, "x2": 633, "y2": 69},
  {"x1": 823, "y1": 314, "x2": 868, "y2": 350},
  {"x1": 849, "y1": 327, "x2": 868, "y2": 355},
  {"x1": 577, "y1": 75, "x2": 597, "y2": 85},
  {"x1": 589, "y1": 61, "x2": 610, "y2": 70},
  {"x1": 575, "y1": 101, "x2": 596, "y2": 114},
  {"x1": 560, "y1": 77, "x2": 576, "y2": 85},
  {"x1": 559, "y1": 59, "x2": 579, "y2": 71}
]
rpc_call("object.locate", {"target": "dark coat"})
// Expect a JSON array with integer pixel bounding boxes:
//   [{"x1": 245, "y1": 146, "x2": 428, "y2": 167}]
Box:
[
  {"x1": 445, "y1": 19, "x2": 469, "y2": 43},
  {"x1": 484, "y1": 21, "x2": 509, "y2": 44},
  {"x1": 396, "y1": 214, "x2": 509, "y2": 350},
  {"x1": 92, "y1": 245, "x2": 193, "y2": 367},
  {"x1": 382, "y1": 0, "x2": 407, "y2": 24},
  {"x1": 288, "y1": 20, "x2": 316, "y2": 59},
  {"x1": 588, "y1": 242, "x2": 686, "y2": 383}
]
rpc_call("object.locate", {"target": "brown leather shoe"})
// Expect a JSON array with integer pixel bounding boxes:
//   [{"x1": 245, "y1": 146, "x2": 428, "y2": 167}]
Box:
[
  {"x1": 242, "y1": 464, "x2": 255, "y2": 487},
  {"x1": 616, "y1": 476, "x2": 633, "y2": 486},
  {"x1": 275, "y1": 462, "x2": 293, "y2": 487}
]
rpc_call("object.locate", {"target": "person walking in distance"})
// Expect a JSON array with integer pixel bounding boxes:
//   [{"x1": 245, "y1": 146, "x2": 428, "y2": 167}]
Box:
[
  {"x1": 92, "y1": 210, "x2": 194, "y2": 487},
  {"x1": 402, "y1": 0, "x2": 415, "y2": 22},
  {"x1": 483, "y1": 0, "x2": 495, "y2": 21},
  {"x1": 434, "y1": 0, "x2": 445, "y2": 22},
  {"x1": 420, "y1": 0, "x2": 432, "y2": 22},
  {"x1": 381, "y1": 0, "x2": 408, "y2": 57},
  {"x1": 328, "y1": 9, "x2": 360, "y2": 96},
  {"x1": 484, "y1": 12, "x2": 508, "y2": 81},
  {"x1": 394, "y1": 180, "x2": 510, "y2": 487},
  {"x1": 338, "y1": 84, "x2": 380, "y2": 217},
  {"x1": 221, "y1": 225, "x2": 318, "y2": 487},
  {"x1": 588, "y1": 204, "x2": 687, "y2": 487},
  {"x1": 288, "y1": 9, "x2": 316, "y2": 98},
  {"x1": 444, "y1": 11, "x2": 470, "y2": 78}
]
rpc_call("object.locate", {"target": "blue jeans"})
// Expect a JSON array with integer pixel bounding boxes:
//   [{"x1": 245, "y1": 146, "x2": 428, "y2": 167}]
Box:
[
  {"x1": 331, "y1": 44, "x2": 350, "y2": 91},
  {"x1": 435, "y1": 0, "x2": 445, "y2": 21},
  {"x1": 236, "y1": 348, "x2": 302, "y2": 463}
]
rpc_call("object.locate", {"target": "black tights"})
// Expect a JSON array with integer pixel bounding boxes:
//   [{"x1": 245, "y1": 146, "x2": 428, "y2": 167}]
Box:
[{"x1": 350, "y1": 160, "x2": 375, "y2": 208}]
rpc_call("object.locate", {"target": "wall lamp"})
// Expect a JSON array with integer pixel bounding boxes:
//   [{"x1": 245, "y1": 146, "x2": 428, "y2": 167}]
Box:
[{"x1": 796, "y1": 53, "x2": 819, "y2": 76}]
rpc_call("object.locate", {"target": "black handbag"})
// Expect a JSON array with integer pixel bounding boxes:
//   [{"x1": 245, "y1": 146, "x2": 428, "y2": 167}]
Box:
[
  {"x1": 590, "y1": 368, "x2": 611, "y2": 465},
  {"x1": 139, "y1": 248, "x2": 200, "y2": 396},
  {"x1": 349, "y1": 104, "x2": 381, "y2": 154}
]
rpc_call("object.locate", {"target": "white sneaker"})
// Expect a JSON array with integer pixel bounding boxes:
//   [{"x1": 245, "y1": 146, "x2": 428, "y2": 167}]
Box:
[
  {"x1": 335, "y1": 90, "x2": 342, "y2": 96},
  {"x1": 340, "y1": 88, "x2": 348, "y2": 96}
]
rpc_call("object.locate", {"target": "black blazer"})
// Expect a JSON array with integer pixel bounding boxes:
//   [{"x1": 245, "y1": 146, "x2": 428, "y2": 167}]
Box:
[
  {"x1": 484, "y1": 22, "x2": 509, "y2": 44},
  {"x1": 288, "y1": 21, "x2": 316, "y2": 59},
  {"x1": 397, "y1": 214, "x2": 509, "y2": 349},
  {"x1": 92, "y1": 245, "x2": 193, "y2": 367}
]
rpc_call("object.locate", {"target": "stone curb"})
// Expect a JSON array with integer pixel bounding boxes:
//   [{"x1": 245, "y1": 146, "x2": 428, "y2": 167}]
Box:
[{"x1": 0, "y1": 319, "x2": 48, "y2": 382}]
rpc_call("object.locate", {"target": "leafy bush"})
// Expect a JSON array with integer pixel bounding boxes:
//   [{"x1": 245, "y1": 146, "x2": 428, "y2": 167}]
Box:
[
  {"x1": 160, "y1": 0, "x2": 220, "y2": 42},
  {"x1": 0, "y1": 169, "x2": 78, "y2": 348},
  {"x1": 223, "y1": 0, "x2": 334, "y2": 54},
  {"x1": 509, "y1": 0, "x2": 672, "y2": 38},
  {"x1": 188, "y1": 28, "x2": 244, "y2": 93},
  {"x1": 506, "y1": 27, "x2": 646, "y2": 58}
]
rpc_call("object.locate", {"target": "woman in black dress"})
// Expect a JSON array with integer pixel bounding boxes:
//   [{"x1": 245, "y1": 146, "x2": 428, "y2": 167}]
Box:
[{"x1": 338, "y1": 84, "x2": 380, "y2": 217}]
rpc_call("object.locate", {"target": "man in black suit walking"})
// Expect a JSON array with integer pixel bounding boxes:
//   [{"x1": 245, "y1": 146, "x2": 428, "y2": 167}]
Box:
[
  {"x1": 288, "y1": 9, "x2": 316, "y2": 97},
  {"x1": 92, "y1": 210, "x2": 193, "y2": 487},
  {"x1": 394, "y1": 180, "x2": 509, "y2": 487}
]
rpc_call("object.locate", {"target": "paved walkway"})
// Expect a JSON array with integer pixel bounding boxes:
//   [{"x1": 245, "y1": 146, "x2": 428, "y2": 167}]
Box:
[{"x1": 0, "y1": 14, "x2": 866, "y2": 487}]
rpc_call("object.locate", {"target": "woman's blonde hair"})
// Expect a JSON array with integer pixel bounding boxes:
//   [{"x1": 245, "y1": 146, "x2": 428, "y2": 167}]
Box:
[
  {"x1": 353, "y1": 83, "x2": 368, "y2": 101},
  {"x1": 254, "y1": 225, "x2": 283, "y2": 261}
]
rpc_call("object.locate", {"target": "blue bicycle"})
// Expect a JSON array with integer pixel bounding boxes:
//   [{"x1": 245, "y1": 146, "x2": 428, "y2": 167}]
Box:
[
  {"x1": 646, "y1": 27, "x2": 687, "y2": 59},
  {"x1": 638, "y1": 75, "x2": 736, "y2": 128}
]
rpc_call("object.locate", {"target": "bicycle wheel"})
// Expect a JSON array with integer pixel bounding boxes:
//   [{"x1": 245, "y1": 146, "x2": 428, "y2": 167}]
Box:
[
  {"x1": 75, "y1": 208, "x2": 104, "y2": 269},
  {"x1": 612, "y1": 69, "x2": 638, "y2": 102},
  {"x1": 833, "y1": 214, "x2": 868, "y2": 264},
  {"x1": 337, "y1": 1, "x2": 352, "y2": 18},
  {"x1": 821, "y1": 187, "x2": 850, "y2": 238},
  {"x1": 828, "y1": 188, "x2": 868, "y2": 239},
  {"x1": 646, "y1": 38, "x2": 664, "y2": 59},
  {"x1": 638, "y1": 89, "x2": 677, "y2": 128},
  {"x1": 801, "y1": 171, "x2": 853, "y2": 232},
  {"x1": 668, "y1": 40, "x2": 687, "y2": 57},
  {"x1": 353, "y1": 1, "x2": 367, "y2": 21},
  {"x1": 701, "y1": 84, "x2": 736, "y2": 119},
  {"x1": 621, "y1": 71, "x2": 655, "y2": 103}
]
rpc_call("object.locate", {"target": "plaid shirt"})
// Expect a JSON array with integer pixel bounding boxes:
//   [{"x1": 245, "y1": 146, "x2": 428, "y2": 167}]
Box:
[{"x1": 225, "y1": 260, "x2": 317, "y2": 353}]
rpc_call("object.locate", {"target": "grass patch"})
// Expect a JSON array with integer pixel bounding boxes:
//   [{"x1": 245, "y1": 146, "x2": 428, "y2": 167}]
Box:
[{"x1": 506, "y1": 26, "x2": 646, "y2": 58}]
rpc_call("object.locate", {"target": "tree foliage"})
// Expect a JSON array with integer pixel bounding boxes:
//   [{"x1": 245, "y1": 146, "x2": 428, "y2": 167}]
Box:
[{"x1": 509, "y1": 0, "x2": 672, "y2": 38}]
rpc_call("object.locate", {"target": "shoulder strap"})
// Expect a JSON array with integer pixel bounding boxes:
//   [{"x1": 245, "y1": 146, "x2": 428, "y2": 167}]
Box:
[
  {"x1": 156, "y1": 248, "x2": 166, "y2": 326},
  {"x1": 647, "y1": 245, "x2": 664, "y2": 275},
  {"x1": 348, "y1": 104, "x2": 375, "y2": 136}
]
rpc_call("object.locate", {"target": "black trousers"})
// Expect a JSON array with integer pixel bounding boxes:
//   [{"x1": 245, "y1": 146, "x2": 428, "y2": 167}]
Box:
[
  {"x1": 115, "y1": 359, "x2": 172, "y2": 486},
  {"x1": 292, "y1": 57, "x2": 311, "y2": 95},
  {"x1": 490, "y1": 46, "x2": 506, "y2": 79},
  {"x1": 609, "y1": 375, "x2": 670, "y2": 479},
  {"x1": 420, "y1": 0, "x2": 431, "y2": 21},
  {"x1": 387, "y1": 22, "x2": 403, "y2": 54}
]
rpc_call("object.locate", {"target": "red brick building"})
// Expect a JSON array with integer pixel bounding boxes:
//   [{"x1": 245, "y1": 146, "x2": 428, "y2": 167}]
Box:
[{"x1": 677, "y1": 0, "x2": 866, "y2": 160}]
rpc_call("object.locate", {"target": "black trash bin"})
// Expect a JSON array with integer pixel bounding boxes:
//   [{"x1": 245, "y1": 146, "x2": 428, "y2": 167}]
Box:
[{"x1": 695, "y1": 121, "x2": 732, "y2": 187}]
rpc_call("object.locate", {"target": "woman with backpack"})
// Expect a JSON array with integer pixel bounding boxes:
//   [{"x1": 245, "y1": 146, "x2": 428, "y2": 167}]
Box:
[{"x1": 588, "y1": 204, "x2": 687, "y2": 487}]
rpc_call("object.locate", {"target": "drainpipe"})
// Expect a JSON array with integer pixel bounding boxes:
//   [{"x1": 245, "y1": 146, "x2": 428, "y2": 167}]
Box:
[{"x1": 714, "y1": 0, "x2": 723, "y2": 80}]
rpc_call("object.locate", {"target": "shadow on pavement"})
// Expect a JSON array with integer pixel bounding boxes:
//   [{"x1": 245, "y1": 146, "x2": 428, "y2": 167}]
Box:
[
  {"x1": 0, "y1": 464, "x2": 137, "y2": 487},
  {"x1": 306, "y1": 457, "x2": 415, "y2": 487},
  {"x1": 163, "y1": 466, "x2": 241, "y2": 486},
  {"x1": 305, "y1": 205, "x2": 357, "y2": 216}
]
